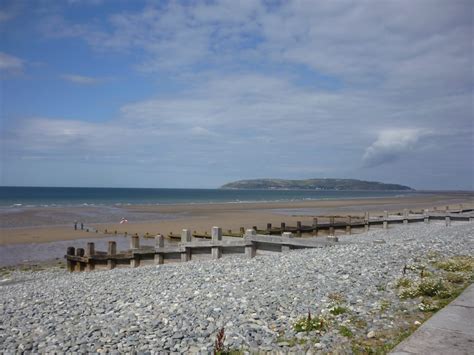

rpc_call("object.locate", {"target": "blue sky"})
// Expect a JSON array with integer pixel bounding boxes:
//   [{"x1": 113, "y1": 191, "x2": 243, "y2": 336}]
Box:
[{"x1": 0, "y1": 0, "x2": 472, "y2": 189}]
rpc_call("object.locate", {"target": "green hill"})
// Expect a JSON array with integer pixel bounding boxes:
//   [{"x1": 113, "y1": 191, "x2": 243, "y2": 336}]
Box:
[{"x1": 220, "y1": 178, "x2": 413, "y2": 191}]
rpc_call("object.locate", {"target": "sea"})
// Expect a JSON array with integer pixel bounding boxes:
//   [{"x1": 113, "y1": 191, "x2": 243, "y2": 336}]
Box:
[{"x1": 0, "y1": 186, "x2": 416, "y2": 207}]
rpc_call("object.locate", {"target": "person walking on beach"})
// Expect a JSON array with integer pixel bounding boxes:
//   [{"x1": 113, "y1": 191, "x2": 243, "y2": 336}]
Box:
[
  {"x1": 74, "y1": 221, "x2": 78, "y2": 230},
  {"x1": 80, "y1": 222, "x2": 84, "y2": 231}
]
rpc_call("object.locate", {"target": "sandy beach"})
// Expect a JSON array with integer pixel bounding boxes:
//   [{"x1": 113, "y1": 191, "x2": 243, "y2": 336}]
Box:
[{"x1": 1, "y1": 192, "x2": 472, "y2": 246}]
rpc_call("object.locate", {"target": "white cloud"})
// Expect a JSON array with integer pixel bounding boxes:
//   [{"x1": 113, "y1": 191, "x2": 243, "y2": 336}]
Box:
[
  {"x1": 61, "y1": 74, "x2": 103, "y2": 85},
  {"x1": 190, "y1": 126, "x2": 216, "y2": 137},
  {"x1": 4, "y1": 71, "x2": 466, "y2": 166},
  {"x1": 0, "y1": 52, "x2": 24, "y2": 72},
  {"x1": 3, "y1": 1, "x2": 472, "y2": 188},
  {"x1": 362, "y1": 129, "x2": 428, "y2": 167},
  {"x1": 39, "y1": 1, "x2": 472, "y2": 101}
]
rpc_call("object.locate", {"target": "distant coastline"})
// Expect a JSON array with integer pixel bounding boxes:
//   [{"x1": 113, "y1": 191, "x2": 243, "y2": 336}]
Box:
[{"x1": 221, "y1": 178, "x2": 414, "y2": 191}]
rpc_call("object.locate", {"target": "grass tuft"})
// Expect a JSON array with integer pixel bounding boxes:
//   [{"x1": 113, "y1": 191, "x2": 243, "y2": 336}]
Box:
[
  {"x1": 339, "y1": 325, "x2": 354, "y2": 338},
  {"x1": 329, "y1": 305, "x2": 349, "y2": 316},
  {"x1": 293, "y1": 310, "x2": 329, "y2": 333},
  {"x1": 434, "y1": 256, "x2": 474, "y2": 272},
  {"x1": 395, "y1": 278, "x2": 413, "y2": 288}
]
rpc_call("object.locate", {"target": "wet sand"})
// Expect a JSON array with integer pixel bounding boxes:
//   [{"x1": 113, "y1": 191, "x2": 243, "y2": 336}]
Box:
[{"x1": 1, "y1": 192, "x2": 472, "y2": 247}]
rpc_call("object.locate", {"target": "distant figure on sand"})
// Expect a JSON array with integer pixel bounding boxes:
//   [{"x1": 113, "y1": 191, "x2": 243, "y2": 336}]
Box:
[
  {"x1": 74, "y1": 221, "x2": 77, "y2": 230},
  {"x1": 80, "y1": 222, "x2": 84, "y2": 230}
]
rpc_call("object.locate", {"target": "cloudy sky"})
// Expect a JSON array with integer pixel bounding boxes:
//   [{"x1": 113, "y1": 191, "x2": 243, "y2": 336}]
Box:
[{"x1": 0, "y1": 0, "x2": 472, "y2": 189}]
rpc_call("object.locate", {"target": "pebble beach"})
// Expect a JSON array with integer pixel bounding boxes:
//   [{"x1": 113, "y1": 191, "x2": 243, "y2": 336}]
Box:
[{"x1": 1, "y1": 221, "x2": 473, "y2": 353}]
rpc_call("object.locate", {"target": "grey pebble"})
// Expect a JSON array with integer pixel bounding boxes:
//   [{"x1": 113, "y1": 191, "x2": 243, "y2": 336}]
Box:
[{"x1": 0, "y1": 222, "x2": 473, "y2": 353}]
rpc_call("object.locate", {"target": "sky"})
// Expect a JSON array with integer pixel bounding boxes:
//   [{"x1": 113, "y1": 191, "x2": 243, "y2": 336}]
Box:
[{"x1": 0, "y1": 0, "x2": 472, "y2": 190}]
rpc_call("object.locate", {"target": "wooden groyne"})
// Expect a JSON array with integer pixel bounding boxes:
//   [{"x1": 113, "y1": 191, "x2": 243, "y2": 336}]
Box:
[
  {"x1": 65, "y1": 228, "x2": 341, "y2": 272},
  {"x1": 65, "y1": 208, "x2": 473, "y2": 272}
]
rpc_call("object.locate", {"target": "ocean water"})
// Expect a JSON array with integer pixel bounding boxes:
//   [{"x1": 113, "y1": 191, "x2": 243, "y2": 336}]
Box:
[{"x1": 0, "y1": 186, "x2": 416, "y2": 207}]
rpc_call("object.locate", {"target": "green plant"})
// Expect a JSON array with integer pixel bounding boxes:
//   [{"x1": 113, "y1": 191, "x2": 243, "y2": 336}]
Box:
[
  {"x1": 435, "y1": 256, "x2": 474, "y2": 272},
  {"x1": 339, "y1": 325, "x2": 353, "y2": 338},
  {"x1": 418, "y1": 298, "x2": 440, "y2": 312},
  {"x1": 445, "y1": 272, "x2": 466, "y2": 284},
  {"x1": 399, "y1": 278, "x2": 446, "y2": 299},
  {"x1": 399, "y1": 286, "x2": 420, "y2": 299},
  {"x1": 379, "y1": 299, "x2": 390, "y2": 312},
  {"x1": 435, "y1": 284, "x2": 458, "y2": 299},
  {"x1": 293, "y1": 310, "x2": 329, "y2": 333},
  {"x1": 395, "y1": 278, "x2": 413, "y2": 288},
  {"x1": 329, "y1": 305, "x2": 349, "y2": 316},
  {"x1": 417, "y1": 278, "x2": 445, "y2": 297}
]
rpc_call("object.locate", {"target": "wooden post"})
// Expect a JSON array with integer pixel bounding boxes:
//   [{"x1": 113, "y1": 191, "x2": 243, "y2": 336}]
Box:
[
  {"x1": 403, "y1": 209, "x2": 408, "y2": 225},
  {"x1": 252, "y1": 226, "x2": 257, "y2": 232},
  {"x1": 130, "y1": 253, "x2": 140, "y2": 268},
  {"x1": 365, "y1": 212, "x2": 370, "y2": 231},
  {"x1": 131, "y1": 235, "x2": 140, "y2": 249},
  {"x1": 155, "y1": 234, "x2": 164, "y2": 265},
  {"x1": 280, "y1": 222, "x2": 286, "y2": 232},
  {"x1": 267, "y1": 223, "x2": 272, "y2": 232},
  {"x1": 281, "y1": 232, "x2": 293, "y2": 252},
  {"x1": 211, "y1": 226, "x2": 222, "y2": 259},
  {"x1": 66, "y1": 247, "x2": 75, "y2": 272},
  {"x1": 86, "y1": 242, "x2": 95, "y2": 271},
  {"x1": 244, "y1": 229, "x2": 256, "y2": 258},
  {"x1": 75, "y1": 248, "x2": 85, "y2": 271},
  {"x1": 445, "y1": 216, "x2": 451, "y2": 227},
  {"x1": 181, "y1": 229, "x2": 192, "y2": 262},
  {"x1": 346, "y1": 216, "x2": 351, "y2": 234},
  {"x1": 459, "y1": 204, "x2": 463, "y2": 212},
  {"x1": 86, "y1": 242, "x2": 95, "y2": 256},
  {"x1": 296, "y1": 221, "x2": 302, "y2": 237},
  {"x1": 107, "y1": 241, "x2": 117, "y2": 270},
  {"x1": 240, "y1": 227, "x2": 245, "y2": 235},
  {"x1": 130, "y1": 235, "x2": 140, "y2": 267},
  {"x1": 424, "y1": 209, "x2": 429, "y2": 224},
  {"x1": 181, "y1": 229, "x2": 191, "y2": 243},
  {"x1": 329, "y1": 216, "x2": 335, "y2": 235},
  {"x1": 245, "y1": 228, "x2": 256, "y2": 237},
  {"x1": 312, "y1": 217, "x2": 318, "y2": 236},
  {"x1": 383, "y1": 211, "x2": 388, "y2": 229}
]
